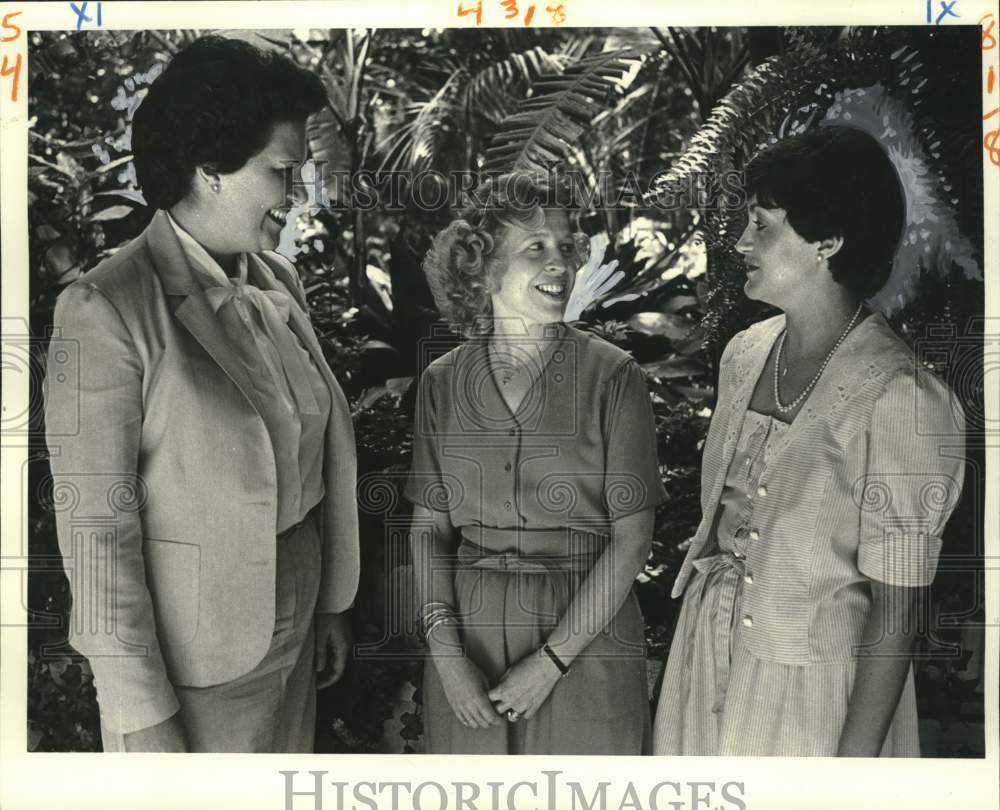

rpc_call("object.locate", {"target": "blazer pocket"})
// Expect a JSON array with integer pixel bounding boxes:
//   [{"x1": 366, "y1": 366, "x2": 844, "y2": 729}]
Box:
[{"x1": 143, "y1": 538, "x2": 201, "y2": 646}]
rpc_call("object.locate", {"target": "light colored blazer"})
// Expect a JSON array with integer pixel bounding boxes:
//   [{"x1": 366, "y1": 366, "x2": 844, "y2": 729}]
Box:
[
  {"x1": 672, "y1": 313, "x2": 965, "y2": 665},
  {"x1": 44, "y1": 210, "x2": 360, "y2": 734}
]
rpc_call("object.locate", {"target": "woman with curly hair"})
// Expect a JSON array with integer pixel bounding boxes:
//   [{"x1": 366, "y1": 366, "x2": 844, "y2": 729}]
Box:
[
  {"x1": 44, "y1": 35, "x2": 359, "y2": 752},
  {"x1": 652, "y1": 125, "x2": 966, "y2": 756},
  {"x1": 404, "y1": 174, "x2": 667, "y2": 754}
]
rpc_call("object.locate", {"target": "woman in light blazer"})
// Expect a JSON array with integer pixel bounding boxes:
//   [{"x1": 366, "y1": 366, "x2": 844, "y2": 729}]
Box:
[
  {"x1": 44, "y1": 36, "x2": 359, "y2": 753},
  {"x1": 652, "y1": 125, "x2": 966, "y2": 756}
]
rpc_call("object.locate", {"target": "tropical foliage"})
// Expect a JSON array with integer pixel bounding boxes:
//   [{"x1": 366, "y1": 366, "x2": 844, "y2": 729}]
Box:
[{"x1": 25, "y1": 24, "x2": 984, "y2": 754}]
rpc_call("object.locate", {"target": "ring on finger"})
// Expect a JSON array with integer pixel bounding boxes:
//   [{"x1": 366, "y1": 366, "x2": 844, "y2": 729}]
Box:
[{"x1": 506, "y1": 709, "x2": 521, "y2": 722}]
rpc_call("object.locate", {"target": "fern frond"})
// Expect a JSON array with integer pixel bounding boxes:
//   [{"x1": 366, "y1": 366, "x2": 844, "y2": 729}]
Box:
[
  {"x1": 468, "y1": 46, "x2": 566, "y2": 124},
  {"x1": 484, "y1": 49, "x2": 648, "y2": 175}
]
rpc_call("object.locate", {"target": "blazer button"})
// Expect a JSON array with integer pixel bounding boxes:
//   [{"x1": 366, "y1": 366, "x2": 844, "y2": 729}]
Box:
[
  {"x1": 504, "y1": 500, "x2": 512, "y2": 511},
  {"x1": 757, "y1": 485, "x2": 767, "y2": 498},
  {"x1": 508, "y1": 428, "x2": 516, "y2": 436},
  {"x1": 749, "y1": 528, "x2": 760, "y2": 541},
  {"x1": 504, "y1": 462, "x2": 512, "y2": 472},
  {"x1": 742, "y1": 615, "x2": 753, "y2": 628}
]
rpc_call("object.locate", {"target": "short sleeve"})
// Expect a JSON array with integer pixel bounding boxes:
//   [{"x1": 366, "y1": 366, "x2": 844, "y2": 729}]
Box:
[
  {"x1": 857, "y1": 368, "x2": 966, "y2": 586},
  {"x1": 403, "y1": 368, "x2": 447, "y2": 511},
  {"x1": 601, "y1": 360, "x2": 669, "y2": 520}
]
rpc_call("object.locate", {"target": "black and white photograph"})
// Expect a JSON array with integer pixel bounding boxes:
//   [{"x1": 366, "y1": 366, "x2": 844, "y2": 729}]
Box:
[{"x1": 1, "y1": 1, "x2": 996, "y2": 808}]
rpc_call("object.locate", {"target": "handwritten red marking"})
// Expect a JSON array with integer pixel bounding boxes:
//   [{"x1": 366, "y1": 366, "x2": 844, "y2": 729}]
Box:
[
  {"x1": 546, "y1": 3, "x2": 567, "y2": 24},
  {"x1": 1, "y1": 53, "x2": 21, "y2": 102},
  {"x1": 1, "y1": 10, "x2": 22, "y2": 41},
  {"x1": 984, "y1": 129, "x2": 1000, "y2": 165},
  {"x1": 981, "y1": 12, "x2": 999, "y2": 165},
  {"x1": 457, "y1": 0, "x2": 483, "y2": 25},
  {"x1": 979, "y1": 13, "x2": 996, "y2": 48},
  {"x1": 0, "y1": 11, "x2": 23, "y2": 102}
]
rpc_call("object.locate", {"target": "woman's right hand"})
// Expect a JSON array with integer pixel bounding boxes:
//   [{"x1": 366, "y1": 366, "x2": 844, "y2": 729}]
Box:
[{"x1": 434, "y1": 657, "x2": 503, "y2": 728}]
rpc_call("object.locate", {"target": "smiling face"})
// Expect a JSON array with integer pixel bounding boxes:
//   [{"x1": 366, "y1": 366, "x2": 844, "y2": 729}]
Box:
[
  {"x1": 489, "y1": 208, "x2": 580, "y2": 331},
  {"x1": 734, "y1": 198, "x2": 824, "y2": 309},
  {"x1": 198, "y1": 119, "x2": 307, "y2": 256}
]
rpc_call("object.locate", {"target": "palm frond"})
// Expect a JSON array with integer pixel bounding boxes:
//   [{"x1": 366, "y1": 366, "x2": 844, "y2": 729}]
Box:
[
  {"x1": 467, "y1": 46, "x2": 566, "y2": 124},
  {"x1": 374, "y1": 69, "x2": 466, "y2": 174},
  {"x1": 648, "y1": 26, "x2": 982, "y2": 351},
  {"x1": 484, "y1": 48, "x2": 648, "y2": 175},
  {"x1": 372, "y1": 47, "x2": 565, "y2": 175}
]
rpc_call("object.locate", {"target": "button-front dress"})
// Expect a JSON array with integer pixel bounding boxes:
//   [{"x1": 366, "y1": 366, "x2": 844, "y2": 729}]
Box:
[
  {"x1": 653, "y1": 313, "x2": 965, "y2": 757},
  {"x1": 405, "y1": 323, "x2": 667, "y2": 754}
]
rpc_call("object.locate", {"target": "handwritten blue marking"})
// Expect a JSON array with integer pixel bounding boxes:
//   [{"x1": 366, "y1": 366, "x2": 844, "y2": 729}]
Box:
[
  {"x1": 926, "y1": 0, "x2": 960, "y2": 24},
  {"x1": 70, "y1": 1, "x2": 102, "y2": 31}
]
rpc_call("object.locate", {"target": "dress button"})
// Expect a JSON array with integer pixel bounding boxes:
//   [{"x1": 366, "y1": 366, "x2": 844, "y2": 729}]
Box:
[
  {"x1": 749, "y1": 528, "x2": 760, "y2": 541},
  {"x1": 504, "y1": 500, "x2": 512, "y2": 511},
  {"x1": 742, "y1": 616, "x2": 753, "y2": 628},
  {"x1": 744, "y1": 574, "x2": 754, "y2": 585},
  {"x1": 757, "y1": 485, "x2": 767, "y2": 497},
  {"x1": 504, "y1": 462, "x2": 512, "y2": 472}
]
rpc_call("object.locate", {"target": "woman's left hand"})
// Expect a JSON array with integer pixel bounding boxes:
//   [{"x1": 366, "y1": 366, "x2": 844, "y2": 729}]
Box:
[
  {"x1": 315, "y1": 611, "x2": 353, "y2": 688},
  {"x1": 487, "y1": 652, "x2": 562, "y2": 720}
]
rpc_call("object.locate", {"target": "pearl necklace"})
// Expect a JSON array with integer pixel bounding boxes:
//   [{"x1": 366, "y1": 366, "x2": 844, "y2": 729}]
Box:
[{"x1": 773, "y1": 303, "x2": 863, "y2": 414}]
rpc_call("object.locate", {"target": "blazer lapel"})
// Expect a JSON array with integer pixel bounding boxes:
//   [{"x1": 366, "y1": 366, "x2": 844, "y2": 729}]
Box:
[{"x1": 144, "y1": 210, "x2": 261, "y2": 410}]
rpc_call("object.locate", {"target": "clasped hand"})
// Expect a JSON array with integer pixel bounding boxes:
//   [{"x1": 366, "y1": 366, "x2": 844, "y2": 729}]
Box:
[
  {"x1": 489, "y1": 654, "x2": 562, "y2": 721},
  {"x1": 437, "y1": 651, "x2": 561, "y2": 727}
]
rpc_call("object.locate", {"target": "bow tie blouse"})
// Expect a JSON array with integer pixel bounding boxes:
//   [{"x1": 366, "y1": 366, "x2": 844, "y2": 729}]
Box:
[{"x1": 166, "y1": 213, "x2": 330, "y2": 534}]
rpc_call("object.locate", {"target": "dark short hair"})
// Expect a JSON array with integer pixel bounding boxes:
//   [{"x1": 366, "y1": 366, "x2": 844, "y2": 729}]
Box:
[
  {"x1": 132, "y1": 35, "x2": 327, "y2": 210},
  {"x1": 744, "y1": 125, "x2": 905, "y2": 297},
  {"x1": 423, "y1": 172, "x2": 585, "y2": 335}
]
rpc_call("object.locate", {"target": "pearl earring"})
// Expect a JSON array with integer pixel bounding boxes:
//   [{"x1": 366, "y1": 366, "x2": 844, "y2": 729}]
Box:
[{"x1": 211, "y1": 182, "x2": 220, "y2": 192}]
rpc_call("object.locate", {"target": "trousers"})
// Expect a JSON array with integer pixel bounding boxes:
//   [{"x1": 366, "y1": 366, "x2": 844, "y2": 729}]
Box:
[{"x1": 100, "y1": 513, "x2": 322, "y2": 752}]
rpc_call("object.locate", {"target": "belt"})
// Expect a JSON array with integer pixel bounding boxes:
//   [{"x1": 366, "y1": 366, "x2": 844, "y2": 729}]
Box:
[
  {"x1": 456, "y1": 527, "x2": 607, "y2": 614},
  {"x1": 683, "y1": 550, "x2": 747, "y2": 713}
]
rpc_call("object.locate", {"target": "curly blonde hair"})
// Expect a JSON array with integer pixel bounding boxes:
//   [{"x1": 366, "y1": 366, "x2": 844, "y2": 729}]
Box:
[{"x1": 422, "y1": 173, "x2": 579, "y2": 336}]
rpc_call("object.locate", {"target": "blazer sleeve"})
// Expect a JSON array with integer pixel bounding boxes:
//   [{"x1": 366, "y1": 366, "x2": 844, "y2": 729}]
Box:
[
  {"x1": 44, "y1": 282, "x2": 180, "y2": 735},
  {"x1": 857, "y1": 368, "x2": 966, "y2": 587}
]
